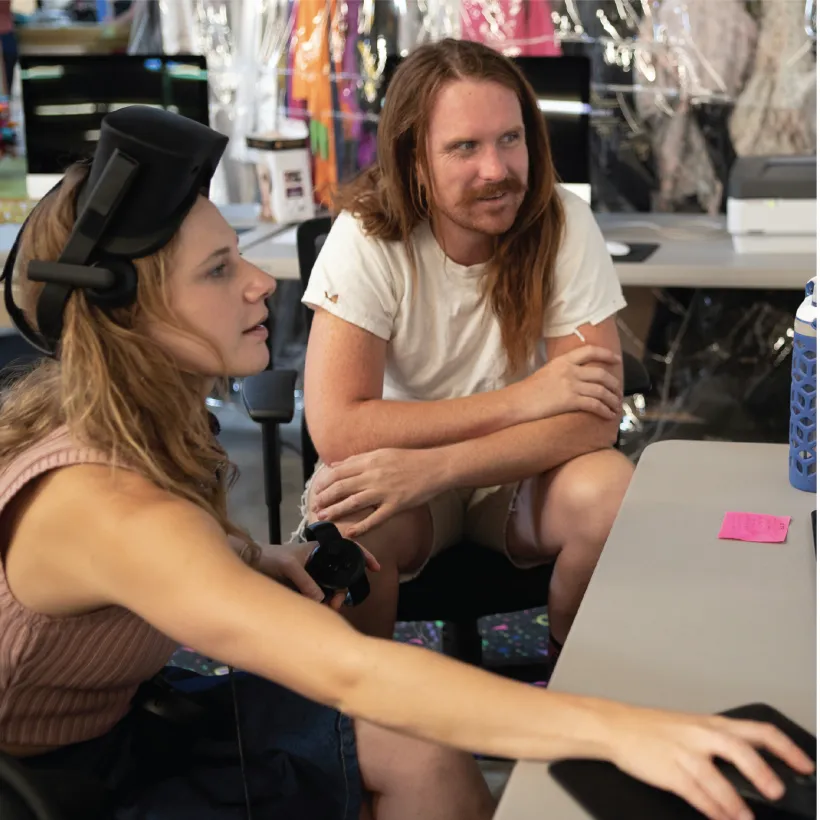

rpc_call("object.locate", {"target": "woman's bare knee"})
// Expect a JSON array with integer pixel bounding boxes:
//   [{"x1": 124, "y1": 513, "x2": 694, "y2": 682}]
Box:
[
  {"x1": 355, "y1": 719, "x2": 489, "y2": 800},
  {"x1": 354, "y1": 720, "x2": 496, "y2": 819}
]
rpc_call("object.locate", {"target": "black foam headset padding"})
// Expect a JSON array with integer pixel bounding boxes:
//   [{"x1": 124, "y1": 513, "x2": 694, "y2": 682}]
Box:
[
  {"x1": 1, "y1": 106, "x2": 229, "y2": 358},
  {"x1": 84, "y1": 254, "x2": 138, "y2": 310}
]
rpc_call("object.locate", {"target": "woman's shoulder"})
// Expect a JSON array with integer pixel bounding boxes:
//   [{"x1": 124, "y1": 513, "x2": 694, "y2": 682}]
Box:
[
  {"x1": 4, "y1": 459, "x2": 213, "y2": 617},
  {"x1": 34, "y1": 461, "x2": 194, "y2": 537},
  {"x1": 4, "y1": 420, "x2": 216, "y2": 557}
]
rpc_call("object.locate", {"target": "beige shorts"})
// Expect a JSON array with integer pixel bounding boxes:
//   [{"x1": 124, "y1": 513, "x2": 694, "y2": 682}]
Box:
[
  {"x1": 398, "y1": 483, "x2": 529, "y2": 581},
  {"x1": 295, "y1": 466, "x2": 534, "y2": 582}
]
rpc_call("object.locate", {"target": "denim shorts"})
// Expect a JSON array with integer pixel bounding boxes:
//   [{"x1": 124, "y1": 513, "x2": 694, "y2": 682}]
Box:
[{"x1": 24, "y1": 672, "x2": 362, "y2": 820}]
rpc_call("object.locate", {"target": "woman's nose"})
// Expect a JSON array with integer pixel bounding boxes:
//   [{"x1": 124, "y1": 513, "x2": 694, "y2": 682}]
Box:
[{"x1": 245, "y1": 259, "x2": 277, "y2": 300}]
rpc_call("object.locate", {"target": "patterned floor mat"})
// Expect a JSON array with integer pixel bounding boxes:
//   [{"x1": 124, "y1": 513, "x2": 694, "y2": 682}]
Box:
[{"x1": 169, "y1": 607, "x2": 549, "y2": 676}]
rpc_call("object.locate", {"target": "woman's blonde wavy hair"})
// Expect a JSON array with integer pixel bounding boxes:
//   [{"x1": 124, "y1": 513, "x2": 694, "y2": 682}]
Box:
[
  {"x1": 333, "y1": 38, "x2": 566, "y2": 375},
  {"x1": 0, "y1": 162, "x2": 255, "y2": 551}
]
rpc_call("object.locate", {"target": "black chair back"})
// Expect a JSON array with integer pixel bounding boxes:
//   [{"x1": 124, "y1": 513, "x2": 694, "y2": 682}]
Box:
[
  {"x1": 295, "y1": 217, "x2": 332, "y2": 482},
  {"x1": 295, "y1": 216, "x2": 332, "y2": 333}
]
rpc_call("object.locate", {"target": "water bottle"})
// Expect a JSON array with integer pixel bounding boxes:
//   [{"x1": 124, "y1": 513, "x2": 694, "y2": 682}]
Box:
[{"x1": 789, "y1": 277, "x2": 817, "y2": 492}]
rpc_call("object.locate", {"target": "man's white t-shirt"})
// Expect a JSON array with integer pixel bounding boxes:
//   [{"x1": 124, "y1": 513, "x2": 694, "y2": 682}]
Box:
[{"x1": 302, "y1": 186, "x2": 626, "y2": 402}]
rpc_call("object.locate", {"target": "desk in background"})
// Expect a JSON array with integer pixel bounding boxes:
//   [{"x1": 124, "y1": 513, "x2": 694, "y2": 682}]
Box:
[
  {"x1": 494, "y1": 440, "x2": 816, "y2": 820},
  {"x1": 2, "y1": 210, "x2": 814, "y2": 334},
  {"x1": 183, "y1": 212, "x2": 817, "y2": 291},
  {"x1": 597, "y1": 214, "x2": 815, "y2": 290},
  {"x1": 0, "y1": 210, "x2": 814, "y2": 288}
]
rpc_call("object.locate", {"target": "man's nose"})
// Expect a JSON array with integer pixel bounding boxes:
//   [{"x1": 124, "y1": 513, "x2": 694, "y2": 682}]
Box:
[{"x1": 477, "y1": 147, "x2": 506, "y2": 181}]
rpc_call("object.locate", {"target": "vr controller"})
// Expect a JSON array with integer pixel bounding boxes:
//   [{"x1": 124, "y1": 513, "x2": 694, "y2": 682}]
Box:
[{"x1": 302, "y1": 522, "x2": 371, "y2": 607}]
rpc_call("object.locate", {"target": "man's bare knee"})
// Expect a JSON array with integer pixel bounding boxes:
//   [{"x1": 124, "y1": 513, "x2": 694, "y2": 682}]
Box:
[
  {"x1": 550, "y1": 450, "x2": 633, "y2": 550},
  {"x1": 351, "y1": 506, "x2": 433, "y2": 575},
  {"x1": 305, "y1": 477, "x2": 378, "y2": 541},
  {"x1": 507, "y1": 449, "x2": 633, "y2": 567},
  {"x1": 306, "y1": 480, "x2": 433, "y2": 573}
]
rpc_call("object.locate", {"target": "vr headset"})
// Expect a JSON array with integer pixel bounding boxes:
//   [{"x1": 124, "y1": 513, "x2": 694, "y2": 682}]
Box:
[{"x1": 0, "y1": 105, "x2": 229, "y2": 357}]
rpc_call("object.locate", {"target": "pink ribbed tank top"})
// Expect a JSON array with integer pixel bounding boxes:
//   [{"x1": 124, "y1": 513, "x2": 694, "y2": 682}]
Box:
[{"x1": 0, "y1": 427, "x2": 178, "y2": 754}]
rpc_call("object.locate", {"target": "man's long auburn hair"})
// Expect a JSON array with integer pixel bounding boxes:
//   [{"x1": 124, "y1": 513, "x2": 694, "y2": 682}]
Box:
[
  {"x1": 333, "y1": 38, "x2": 565, "y2": 374},
  {"x1": 0, "y1": 162, "x2": 255, "y2": 552}
]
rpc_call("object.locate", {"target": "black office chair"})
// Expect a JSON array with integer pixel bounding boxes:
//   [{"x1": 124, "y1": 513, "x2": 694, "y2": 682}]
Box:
[
  {"x1": 243, "y1": 216, "x2": 651, "y2": 668},
  {"x1": 0, "y1": 751, "x2": 63, "y2": 820}
]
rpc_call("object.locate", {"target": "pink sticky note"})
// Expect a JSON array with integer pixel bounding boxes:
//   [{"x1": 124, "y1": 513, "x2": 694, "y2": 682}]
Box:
[{"x1": 718, "y1": 512, "x2": 791, "y2": 543}]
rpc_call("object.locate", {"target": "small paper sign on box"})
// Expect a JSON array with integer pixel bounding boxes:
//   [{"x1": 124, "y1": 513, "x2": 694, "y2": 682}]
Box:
[{"x1": 718, "y1": 512, "x2": 791, "y2": 544}]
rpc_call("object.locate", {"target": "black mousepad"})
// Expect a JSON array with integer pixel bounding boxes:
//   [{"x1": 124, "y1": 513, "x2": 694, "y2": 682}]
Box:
[
  {"x1": 610, "y1": 242, "x2": 660, "y2": 264},
  {"x1": 549, "y1": 704, "x2": 816, "y2": 819}
]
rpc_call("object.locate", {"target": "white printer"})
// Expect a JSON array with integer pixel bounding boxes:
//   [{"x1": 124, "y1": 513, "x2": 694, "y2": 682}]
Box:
[{"x1": 727, "y1": 155, "x2": 816, "y2": 254}]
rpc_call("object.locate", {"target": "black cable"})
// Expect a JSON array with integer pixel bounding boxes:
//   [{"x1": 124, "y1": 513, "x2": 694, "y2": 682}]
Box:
[
  {"x1": 214, "y1": 413, "x2": 252, "y2": 819},
  {"x1": 229, "y1": 668, "x2": 253, "y2": 820}
]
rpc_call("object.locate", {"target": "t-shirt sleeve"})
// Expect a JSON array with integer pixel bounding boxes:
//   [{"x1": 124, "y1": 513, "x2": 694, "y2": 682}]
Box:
[
  {"x1": 301, "y1": 211, "x2": 399, "y2": 342},
  {"x1": 543, "y1": 189, "x2": 627, "y2": 338}
]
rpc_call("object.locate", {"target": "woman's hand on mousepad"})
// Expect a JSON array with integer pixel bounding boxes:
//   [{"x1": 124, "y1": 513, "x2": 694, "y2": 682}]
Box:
[{"x1": 549, "y1": 704, "x2": 815, "y2": 820}]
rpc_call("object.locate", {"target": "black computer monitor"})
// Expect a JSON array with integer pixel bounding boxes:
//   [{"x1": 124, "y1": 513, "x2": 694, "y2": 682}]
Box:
[
  {"x1": 378, "y1": 53, "x2": 591, "y2": 201},
  {"x1": 19, "y1": 54, "x2": 210, "y2": 198},
  {"x1": 513, "y1": 55, "x2": 590, "y2": 194}
]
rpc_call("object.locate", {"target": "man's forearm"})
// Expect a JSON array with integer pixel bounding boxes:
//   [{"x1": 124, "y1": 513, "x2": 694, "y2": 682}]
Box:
[
  {"x1": 438, "y1": 412, "x2": 619, "y2": 490},
  {"x1": 312, "y1": 387, "x2": 527, "y2": 464}
]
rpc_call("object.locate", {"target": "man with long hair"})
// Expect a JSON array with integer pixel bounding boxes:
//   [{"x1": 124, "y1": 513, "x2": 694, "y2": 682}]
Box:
[
  {"x1": 1, "y1": 104, "x2": 812, "y2": 820},
  {"x1": 302, "y1": 39, "x2": 633, "y2": 666}
]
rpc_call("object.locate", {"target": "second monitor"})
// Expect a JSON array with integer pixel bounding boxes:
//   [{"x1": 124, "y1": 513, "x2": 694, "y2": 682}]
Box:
[{"x1": 20, "y1": 54, "x2": 210, "y2": 200}]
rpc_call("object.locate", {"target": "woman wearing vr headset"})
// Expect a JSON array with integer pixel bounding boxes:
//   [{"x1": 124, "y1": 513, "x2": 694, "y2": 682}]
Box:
[{"x1": 0, "y1": 106, "x2": 812, "y2": 820}]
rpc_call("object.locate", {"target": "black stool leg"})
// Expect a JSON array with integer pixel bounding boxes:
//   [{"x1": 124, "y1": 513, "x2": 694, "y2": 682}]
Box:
[
  {"x1": 442, "y1": 620, "x2": 483, "y2": 665},
  {"x1": 261, "y1": 422, "x2": 282, "y2": 544}
]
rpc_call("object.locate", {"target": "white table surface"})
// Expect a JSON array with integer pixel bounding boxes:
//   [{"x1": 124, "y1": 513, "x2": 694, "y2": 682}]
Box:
[{"x1": 494, "y1": 439, "x2": 817, "y2": 819}]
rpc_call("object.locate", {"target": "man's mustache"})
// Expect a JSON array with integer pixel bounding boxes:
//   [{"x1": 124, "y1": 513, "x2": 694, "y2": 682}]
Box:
[{"x1": 460, "y1": 176, "x2": 526, "y2": 205}]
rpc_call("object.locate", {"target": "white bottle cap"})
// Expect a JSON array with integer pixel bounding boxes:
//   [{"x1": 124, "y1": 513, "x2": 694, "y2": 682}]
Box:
[{"x1": 796, "y1": 277, "x2": 817, "y2": 331}]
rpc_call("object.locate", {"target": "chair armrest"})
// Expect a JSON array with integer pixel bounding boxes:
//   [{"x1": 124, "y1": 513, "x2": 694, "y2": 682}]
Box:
[
  {"x1": 241, "y1": 370, "x2": 297, "y2": 425},
  {"x1": 241, "y1": 370, "x2": 297, "y2": 543}
]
